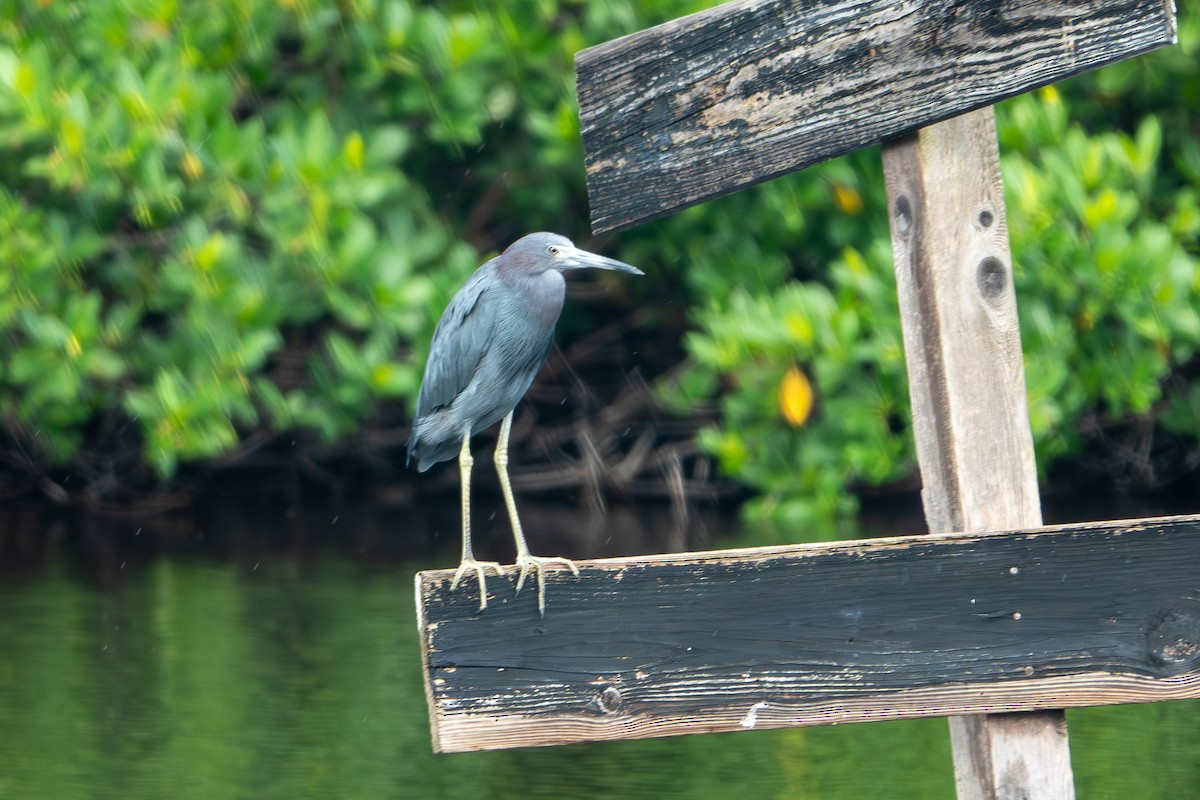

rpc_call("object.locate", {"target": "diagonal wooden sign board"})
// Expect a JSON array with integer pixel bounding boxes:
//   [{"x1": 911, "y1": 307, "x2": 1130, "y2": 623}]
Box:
[
  {"x1": 418, "y1": 515, "x2": 1200, "y2": 753},
  {"x1": 576, "y1": 0, "x2": 1177, "y2": 233}
]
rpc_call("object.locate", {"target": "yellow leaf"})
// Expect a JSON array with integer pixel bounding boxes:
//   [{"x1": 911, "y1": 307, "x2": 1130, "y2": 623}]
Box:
[
  {"x1": 1084, "y1": 188, "x2": 1117, "y2": 228},
  {"x1": 784, "y1": 312, "x2": 814, "y2": 344},
  {"x1": 14, "y1": 61, "x2": 36, "y2": 98},
  {"x1": 181, "y1": 151, "x2": 204, "y2": 181},
  {"x1": 842, "y1": 246, "x2": 869, "y2": 275},
  {"x1": 344, "y1": 131, "x2": 364, "y2": 171},
  {"x1": 121, "y1": 90, "x2": 152, "y2": 121},
  {"x1": 309, "y1": 188, "x2": 330, "y2": 232},
  {"x1": 779, "y1": 366, "x2": 814, "y2": 427},
  {"x1": 195, "y1": 233, "x2": 224, "y2": 271},
  {"x1": 832, "y1": 183, "x2": 863, "y2": 215},
  {"x1": 60, "y1": 117, "x2": 84, "y2": 155},
  {"x1": 371, "y1": 363, "x2": 394, "y2": 388},
  {"x1": 134, "y1": 200, "x2": 153, "y2": 228}
]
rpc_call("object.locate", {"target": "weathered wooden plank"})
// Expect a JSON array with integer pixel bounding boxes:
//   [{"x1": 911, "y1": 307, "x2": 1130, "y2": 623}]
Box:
[
  {"x1": 882, "y1": 109, "x2": 1038, "y2": 541},
  {"x1": 576, "y1": 0, "x2": 1177, "y2": 232},
  {"x1": 881, "y1": 108, "x2": 1068, "y2": 798},
  {"x1": 416, "y1": 515, "x2": 1200, "y2": 753},
  {"x1": 949, "y1": 711, "x2": 1073, "y2": 800}
]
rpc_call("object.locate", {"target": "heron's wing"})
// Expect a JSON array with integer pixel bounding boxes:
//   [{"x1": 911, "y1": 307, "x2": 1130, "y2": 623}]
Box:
[{"x1": 415, "y1": 263, "x2": 497, "y2": 420}]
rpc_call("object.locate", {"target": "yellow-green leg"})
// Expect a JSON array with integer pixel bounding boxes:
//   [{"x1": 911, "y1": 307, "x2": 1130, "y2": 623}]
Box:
[
  {"x1": 495, "y1": 411, "x2": 579, "y2": 615},
  {"x1": 450, "y1": 430, "x2": 503, "y2": 611}
]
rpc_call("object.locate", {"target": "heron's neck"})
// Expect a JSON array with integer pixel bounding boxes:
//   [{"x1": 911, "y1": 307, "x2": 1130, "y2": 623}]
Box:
[
  {"x1": 499, "y1": 267, "x2": 566, "y2": 329},
  {"x1": 532, "y1": 270, "x2": 567, "y2": 328}
]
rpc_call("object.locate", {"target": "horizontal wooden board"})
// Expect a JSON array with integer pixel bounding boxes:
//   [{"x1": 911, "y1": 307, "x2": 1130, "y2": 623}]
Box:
[
  {"x1": 576, "y1": 0, "x2": 1177, "y2": 232},
  {"x1": 416, "y1": 515, "x2": 1200, "y2": 752}
]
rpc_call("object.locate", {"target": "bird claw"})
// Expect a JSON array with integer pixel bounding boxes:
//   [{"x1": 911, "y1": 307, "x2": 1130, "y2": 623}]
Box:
[
  {"x1": 514, "y1": 555, "x2": 580, "y2": 616},
  {"x1": 451, "y1": 558, "x2": 506, "y2": 611}
]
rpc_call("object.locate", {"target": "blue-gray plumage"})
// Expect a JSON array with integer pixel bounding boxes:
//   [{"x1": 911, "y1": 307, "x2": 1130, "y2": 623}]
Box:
[{"x1": 408, "y1": 232, "x2": 643, "y2": 614}]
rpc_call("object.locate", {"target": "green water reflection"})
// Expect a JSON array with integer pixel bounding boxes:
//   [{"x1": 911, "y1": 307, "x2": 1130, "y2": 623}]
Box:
[{"x1": 1, "y1": 552, "x2": 1197, "y2": 799}]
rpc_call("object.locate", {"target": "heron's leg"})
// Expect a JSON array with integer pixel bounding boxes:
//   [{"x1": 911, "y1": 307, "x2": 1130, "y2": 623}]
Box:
[
  {"x1": 495, "y1": 411, "x2": 579, "y2": 615},
  {"x1": 450, "y1": 431, "x2": 503, "y2": 611}
]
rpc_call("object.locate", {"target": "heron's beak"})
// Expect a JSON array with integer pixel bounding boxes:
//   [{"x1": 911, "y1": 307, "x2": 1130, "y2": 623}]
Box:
[{"x1": 564, "y1": 247, "x2": 645, "y2": 276}]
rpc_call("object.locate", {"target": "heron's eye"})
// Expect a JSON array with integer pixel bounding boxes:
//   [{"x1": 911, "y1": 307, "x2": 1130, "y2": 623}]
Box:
[{"x1": 548, "y1": 245, "x2": 561, "y2": 256}]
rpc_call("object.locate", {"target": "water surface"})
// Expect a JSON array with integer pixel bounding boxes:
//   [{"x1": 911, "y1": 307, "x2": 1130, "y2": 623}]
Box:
[{"x1": 1, "y1": 498, "x2": 1196, "y2": 799}]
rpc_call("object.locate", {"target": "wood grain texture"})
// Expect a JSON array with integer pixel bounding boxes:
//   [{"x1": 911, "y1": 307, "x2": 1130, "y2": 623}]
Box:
[
  {"x1": 882, "y1": 109, "x2": 1039, "y2": 536},
  {"x1": 882, "y1": 108, "x2": 1066, "y2": 798},
  {"x1": 950, "y1": 711, "x2": 1074, "y2": 800},
  {"x1": 416, "y1": 515, "x2": 1200, "y2": 752},
  {"x1": 576, "y1": 0, "x2": 1177, "y2": 232}
]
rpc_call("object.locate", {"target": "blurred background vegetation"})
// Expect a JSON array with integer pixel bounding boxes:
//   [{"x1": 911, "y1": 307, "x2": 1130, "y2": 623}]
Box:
[{"x1": 0, "y1": 0, "x2": 1197, "y2": 528}]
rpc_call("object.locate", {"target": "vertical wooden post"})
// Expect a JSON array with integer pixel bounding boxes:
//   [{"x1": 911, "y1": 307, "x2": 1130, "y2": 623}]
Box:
[{"x1": 882, "y1": 108, "x2": 1074, "y2": 799}]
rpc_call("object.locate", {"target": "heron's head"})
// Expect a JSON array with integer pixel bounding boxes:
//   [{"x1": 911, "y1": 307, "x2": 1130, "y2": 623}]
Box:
[{"x1": 503, "y1": 232, "x2": 644, "y2": 277}]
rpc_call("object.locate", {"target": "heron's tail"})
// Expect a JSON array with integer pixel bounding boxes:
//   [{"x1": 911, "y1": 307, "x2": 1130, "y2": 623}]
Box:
[{"x1": 406, "y1": 416, "x2": 462, "y2": 472}]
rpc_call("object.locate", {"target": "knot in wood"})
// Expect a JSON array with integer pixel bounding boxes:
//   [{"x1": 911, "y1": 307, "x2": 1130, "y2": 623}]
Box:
[
  {"x1": 596, "y1": 685, "x2": 623, "y2": 714},
  {"x1": 1146, "y1": 610, "x2": 1200, "y2": 673},
  {"x1": 893, "y1": 195, "x2": 913, "y2": 234},
  {"x1": 976, "y1": 256, "x2": 1007, "y2": 300}
]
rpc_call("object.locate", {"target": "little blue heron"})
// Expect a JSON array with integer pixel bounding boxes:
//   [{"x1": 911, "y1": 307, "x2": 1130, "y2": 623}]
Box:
[{"x1": 408, "y1": 232, "x2": 644, "y2": 614}]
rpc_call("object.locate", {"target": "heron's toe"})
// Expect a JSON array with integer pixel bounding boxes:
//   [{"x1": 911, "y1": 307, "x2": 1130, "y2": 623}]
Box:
[
  {"x1": 514, "y1": 554, "x2": 580, "y2": 616},
  {"x1": 451, "y1": 558, "x2": 506, "y2": 611}
]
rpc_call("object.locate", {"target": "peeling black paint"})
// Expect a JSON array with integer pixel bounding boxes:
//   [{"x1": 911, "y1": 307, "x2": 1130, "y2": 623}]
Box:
[{"x1": 419, "y1": 517, "x2": 1200, "y2": 724}]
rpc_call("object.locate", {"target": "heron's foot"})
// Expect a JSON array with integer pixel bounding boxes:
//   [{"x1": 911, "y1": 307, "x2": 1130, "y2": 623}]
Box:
[
  {"x1": 450, "y1": 558, "x2": 506, "y2": 611},
  {"x1": 514, "y1": 554, "x2": 581, "y2": 616}
]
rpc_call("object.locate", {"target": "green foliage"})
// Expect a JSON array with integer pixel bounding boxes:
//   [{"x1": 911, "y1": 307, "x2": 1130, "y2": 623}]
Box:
[
  {"x1": 0, "y1": 0, "x2": 726, "y2": 481},
  {"x1": 1004, "y1": 88, "x2": 1200, "y2": 465},
  {"x1": 0, "y1": 0, "x2": 1198, "y2": 524},
  {"x1": 659, "y1": 190, "x2": 910, "y2": 529},
  {"x1": 0, "y1": 0, "x2": 457, "y2": 474}
]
